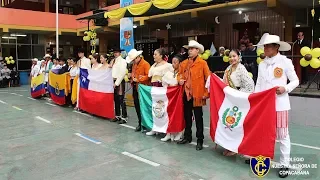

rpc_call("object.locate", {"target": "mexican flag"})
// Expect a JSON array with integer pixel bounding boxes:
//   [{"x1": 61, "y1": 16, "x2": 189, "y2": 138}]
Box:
[
  {"x1": 209, "y1": 74, "x2": 277, "y2": 158},
  {"x1": 139, "y1": 84, "x2": 185, "y2": 133}
]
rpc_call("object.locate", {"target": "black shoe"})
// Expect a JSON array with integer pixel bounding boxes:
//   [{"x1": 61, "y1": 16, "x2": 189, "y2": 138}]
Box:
[
  {"x1": 177, "y1": 138, "x2": 192, "y2": 144},
  {"x1": 196, "y1": 142, "x2": 203, "y2": 151},
  {"x1": 118, "y1": 118, "x2": 127, "y2": 124},
  {"x1": 111, "y1": 117, "x2": 120, "y2": 122},
  {"x1": 278, "y1": 167, "x2": 289, "y2": 178},
  {"x1": 135, "y1": 125, "x2": 141, "y2": 132}
]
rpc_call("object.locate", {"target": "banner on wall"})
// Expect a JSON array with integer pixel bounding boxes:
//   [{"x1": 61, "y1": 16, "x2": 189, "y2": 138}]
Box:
[{"x1": 120, "y1": 0, "x2": 134, "y2": 53}]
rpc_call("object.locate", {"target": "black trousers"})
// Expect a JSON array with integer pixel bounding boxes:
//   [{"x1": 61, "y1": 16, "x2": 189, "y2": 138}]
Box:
[
  {"x1": 114, "y1": 80, "x2": 127, "y2": 118},
  {"x1": 301, "y1": 67, "x2": 308, "y2": 84},
  {"x1": 132, "y1": 84, "x2": 142, "y2": 126},
  {"x1": 183, "y1": 93, "x2": 204, "y2": 143}
]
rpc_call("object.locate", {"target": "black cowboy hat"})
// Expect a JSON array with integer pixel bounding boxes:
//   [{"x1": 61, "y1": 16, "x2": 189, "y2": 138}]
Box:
[{"x1": 112, "y1": 46, "x2": 124, "y2": 53}]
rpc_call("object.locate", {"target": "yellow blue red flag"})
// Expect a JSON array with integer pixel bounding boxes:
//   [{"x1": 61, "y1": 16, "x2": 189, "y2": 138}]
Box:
[
  {"x1": 48, "y1": 71, "x2": 70, "y2": 105},
  {"x1": 30, "y1": 73, "x2": 45, "y2": 98}
]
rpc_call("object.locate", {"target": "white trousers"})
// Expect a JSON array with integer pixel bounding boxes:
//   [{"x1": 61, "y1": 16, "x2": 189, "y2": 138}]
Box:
[{"x1": 278, "y1": 131, "x2": 291, "y2": 167}]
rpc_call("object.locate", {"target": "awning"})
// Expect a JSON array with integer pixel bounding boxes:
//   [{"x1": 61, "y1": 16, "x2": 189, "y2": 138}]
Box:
[
  {"x1": 104, "y1": 0, "x2": 238, "y2": 19},
  {"x1": 76, "y1": 10, "x2": 107, "y2": 21}
]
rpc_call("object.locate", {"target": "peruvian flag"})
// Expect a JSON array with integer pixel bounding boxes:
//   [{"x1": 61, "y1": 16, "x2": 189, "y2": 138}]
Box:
[
  {"x1": 209, "y1": 74, "x2": 277, "y2": 158},
  {"x1": 79, "y1": 68, "x2": 115, "y2": 119},
  {"x1": 139, "y1": 84, "x2": 185, "y2": 133}
]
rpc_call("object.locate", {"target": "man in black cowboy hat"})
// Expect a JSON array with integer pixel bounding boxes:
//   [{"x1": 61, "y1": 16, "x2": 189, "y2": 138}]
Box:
[{"x1": 110, "y1": 47, "x2": 128, "y2": 124}]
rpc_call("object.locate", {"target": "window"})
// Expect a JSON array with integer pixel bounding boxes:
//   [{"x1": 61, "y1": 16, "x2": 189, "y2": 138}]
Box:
[
  {"x1": 17, "y1": 45, "x2": 32, "y2": 59},
  {"x1": 32, "y1": 34, "x2": 39, "y2": 44},
  {"x1": 17, "y1": 60, "x2": 32, "y2": 71},
  {"x1": 32, "y1": 45, "x2": 45, "y2": 59},
  {"x1": 17, "y1": 35, "x2": 31, "y2": 44}
]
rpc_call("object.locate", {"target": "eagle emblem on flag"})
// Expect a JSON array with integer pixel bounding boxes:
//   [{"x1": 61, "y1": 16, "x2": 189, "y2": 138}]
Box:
[
  {"x1": 222, "y1": 106, "x2": 242, "y2": 131},
  {"x1": 152, "y1": 100, "x2": 165, "y2": 118},
  {"x1": 55, "y1": 82, "x2": 60, "y2": 95}
]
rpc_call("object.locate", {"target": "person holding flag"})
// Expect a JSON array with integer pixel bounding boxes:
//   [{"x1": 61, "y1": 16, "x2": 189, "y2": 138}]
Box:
[
  {"x1": 253, "y1": 34, "x2": 299, "y2": 178},
  {"x1": 177, "y1": 40, "x2": 211, "y2": 151}
]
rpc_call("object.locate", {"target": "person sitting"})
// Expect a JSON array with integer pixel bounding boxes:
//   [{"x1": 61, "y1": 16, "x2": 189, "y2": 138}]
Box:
[
  {"x1": 1, "y1": 64, "x2": 11, "y2": 87},
  {"x1": 10, "y1": 67, "x2": 20, "y2": 87}
]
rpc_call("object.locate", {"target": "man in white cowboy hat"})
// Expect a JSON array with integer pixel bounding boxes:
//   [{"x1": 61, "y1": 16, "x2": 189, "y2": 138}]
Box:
[
  {"x1": 110, "y1": 47, "x2": 128, "y2": 124},
  {"x1": 253, "y1": 33, "x2": 299, "y2": 178},
  {"x1": 177, "y1": 40, "x2": 211, "y2": 151},
  {"x1": 43, "y1": 54, "x2": 53, "y2": 93},
  {"x1": 126, "y1": 49, "x2": 150, "y2": 132},
  {"x1": 30, "y1": 58, "x2": 38, "y2": 77}
]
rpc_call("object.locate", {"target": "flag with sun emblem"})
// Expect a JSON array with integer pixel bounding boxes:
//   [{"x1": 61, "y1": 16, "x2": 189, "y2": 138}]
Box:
[
  {"x1": 30, "y1": 73, "x2": 45, "y2": 98},
  {"x1": 48, "y1": 71, "x2": 71, "y2": 105},
  {"x1": 209, "y1": 74, "x2": 277, "y2": 158},
  {"x1": 139, "y1": 84, "x2": 185, "y2": 133}
]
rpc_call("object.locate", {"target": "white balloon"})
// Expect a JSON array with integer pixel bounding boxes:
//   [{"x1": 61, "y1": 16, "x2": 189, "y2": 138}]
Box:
[{"x1": 215, "y1": 16, "x2": 220, "y2": 24}]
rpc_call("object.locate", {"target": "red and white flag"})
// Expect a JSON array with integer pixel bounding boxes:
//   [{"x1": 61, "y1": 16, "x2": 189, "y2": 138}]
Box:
[
  {"x1": 79, "y1": 68, "x2": 115, "y2": 119},
  {"x1": 209, "y1": 74, "x2": 277, "y2": 158}
]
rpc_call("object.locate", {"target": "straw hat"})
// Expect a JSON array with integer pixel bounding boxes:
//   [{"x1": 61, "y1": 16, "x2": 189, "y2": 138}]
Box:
[
  {"x1": 254, "y1": 33, "x2": 291, "y2": 51},
  {"x1": 32, "y1": 58, "x2": 38, "y2": 61},
  {"x1": 43, "y1": 54, "x2": 52, "y2": 59},
  {"x1": 125, "y1": 49, "x2": 143, "y2": 63},
  {"x1": 183, "y1": 40, "x2": 204, "y2": 54}
]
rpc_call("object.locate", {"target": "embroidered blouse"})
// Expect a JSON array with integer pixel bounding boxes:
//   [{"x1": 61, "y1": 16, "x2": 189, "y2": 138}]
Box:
[
  {"x1": 223, "y1": 64, "x2": 254, "y2": 93},
  {"x1": 148, "y1": 62, "x2": 174, "y2": 83}
]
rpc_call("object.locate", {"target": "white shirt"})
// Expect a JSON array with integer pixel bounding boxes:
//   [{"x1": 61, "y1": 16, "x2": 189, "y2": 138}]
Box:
[
  {"x1": 162, "y1": 71, "x2": 178, "y2": 87},
  {"x1": 223, "y1": 64, "x2": 254, "y2": 93},
  {"x1": 148, "y1": 62, "x2": 174, "y2": 82},
  {"x1": 70, "y1": 66, "x2": 79, "y2": 79},
  {"x1": 78, "y1": 56, "x2": 91, "y2": 69},
  {"x1": 52, "y1": 64, "x2": 60, "y2": 70},
  {"x1": 255, "y1": 53, "x2": 299, "y2": 111},
  {"x1": 112, "y1": 56, "x2": 127, "y2": 86}
]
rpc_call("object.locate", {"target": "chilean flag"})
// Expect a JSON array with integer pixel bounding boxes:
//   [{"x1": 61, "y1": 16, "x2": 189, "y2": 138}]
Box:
[
  {"x1": 209, "y1": 74, "x2": 277, "y2": 158},
  {"x1": 79, "y1": 68, "x2": 115, "y2": 119}
]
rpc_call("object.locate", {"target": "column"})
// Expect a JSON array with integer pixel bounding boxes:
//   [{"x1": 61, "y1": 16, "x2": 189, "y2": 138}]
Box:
[{"x1": 45, "y1": 0, "x2": 49, "y2": 12}]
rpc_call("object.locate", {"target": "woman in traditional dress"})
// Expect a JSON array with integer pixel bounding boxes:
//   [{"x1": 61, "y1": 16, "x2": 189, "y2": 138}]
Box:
[
  {"x1": 146, "y1": 48, "x2": 174, "y2": 136},
  {"x1": 160, "y1": 54, "x2": 185, "y2": 141},
  {"x1": 90, "y1": 53, "x2": 102, "y2": 70},
  {"x1": 68, "y1": 58, "x2": 79, "y2": 107},
  {"x1": 206, "y1": 49, "x2": 254, "y2": 156},
  {"x1": 100, "y1": 54, "x2": 112, "y2": 69}
]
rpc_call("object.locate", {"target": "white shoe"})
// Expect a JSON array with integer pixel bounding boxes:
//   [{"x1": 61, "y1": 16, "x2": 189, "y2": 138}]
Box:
[
  {"x1": 146, "y1": 131, "x2": 156, "y2": 136},
  {"x1": 174, "y1": 132, "x2": 183, "y2": 141},
  {"x1": 161, "y1": 134, "x2": 171, "y2": 142}
]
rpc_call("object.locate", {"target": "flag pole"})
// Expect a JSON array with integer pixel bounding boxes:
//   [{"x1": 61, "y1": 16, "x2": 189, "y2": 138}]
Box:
[{"x1": 56, "y1": 0, "x2": 59, "y2": 58}]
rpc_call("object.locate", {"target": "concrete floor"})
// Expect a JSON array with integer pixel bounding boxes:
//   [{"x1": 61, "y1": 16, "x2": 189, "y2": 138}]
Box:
[{"x1": 0, "y1": 86, "x2": 319, "y2": 180}]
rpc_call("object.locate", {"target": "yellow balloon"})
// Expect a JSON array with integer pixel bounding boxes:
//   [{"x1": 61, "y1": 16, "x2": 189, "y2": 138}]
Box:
[
  {"x1": 10, "y1": 60, "x2": 15, "y2": 64},
  {"x1": 300, "y1": 58, "x2": 310, "y2": 67},
  {"x1": 202, "y1": 53, "x2": 209, "y2": 60},
  {"x1": 5, "y1": 57, "x2": 9, "y2": 61},
  {"x1": 6, "y1": 60, "x2": 11, "y2": 64},
  {"x1": 124, "y1": 75, "x2": 129, "y2": 82},
  {"x1": 248, "y1": 72, "x2": 253, "y2": 78},
  {"x1": 205, "y1": 50, "x2": 211, "y2": 55},
  {"x1": 257, "y1": 57, "x2": 263, "y2": 64},
  {"x1": 86, "y1": 31, "x2": 93, "y2": 37},
  {"x1": 83, "y1": 36, "x2": 87, "y2": 41},
  {"x1": 310, "y1": 58, "x2": 320, "y2": 69},
  {"x1": 223, "y1": 56, "x2": 229, "y2": 62},
  {"x1": 9, "y1": 56, "x2": 13, "y2": 60},
  {"x1": 311, "y1": 48, "x2": 320, "y2": 58},
  {"x1": 198, "y1": 54, "x2": 203, "y2": 59},
  {"x1": 300, "y1": 47, "x2": 311, "y2": 56},
  {"x1": 257, "y1": 48, "x2": 264, "y2": 56}
]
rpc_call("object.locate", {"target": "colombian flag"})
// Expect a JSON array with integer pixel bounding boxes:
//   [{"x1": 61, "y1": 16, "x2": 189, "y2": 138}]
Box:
[
  {"x1": 48, "y1": 71, "x2": 71, "y2": 105},
  {"x1": 31, "y1": 74, "x2": 45, "y2": 98}
]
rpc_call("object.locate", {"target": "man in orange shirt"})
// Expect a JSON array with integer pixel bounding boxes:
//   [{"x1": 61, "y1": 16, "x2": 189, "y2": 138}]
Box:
[
  {"x1": 126, "y1": 49, "x2": 151, "y2": 132},
  {"x1": 177, "y1": 40, "x2": 211, "y2": 151}
]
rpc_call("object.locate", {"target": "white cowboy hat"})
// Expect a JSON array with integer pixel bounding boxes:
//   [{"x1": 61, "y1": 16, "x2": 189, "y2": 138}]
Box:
[
  {"x1": 126, "y1": 49, "x2": 143, "y2": 63},
  {"x1": 254, "y1": 33, "x2": 291, "y2": 51},
  {"x1": 184, "y1": 40, "x2": 204, "y2": 54},
  {"x1": 43, "y1": 54, "x2": 52, "y2": 59},
  {"x1": 32, "y1": 58, "x2": 38, "y2": 61}
]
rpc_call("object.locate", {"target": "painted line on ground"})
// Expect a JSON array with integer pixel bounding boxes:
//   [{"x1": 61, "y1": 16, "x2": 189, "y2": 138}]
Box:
[
  {"x1": 73, "y1": 110, "x2": 93, "y2": 117},
  {"x1": 12, "y1": 106, "x2": 22, "y2": 111},
  {"x1": 27, "y1": 97, "x2": 36, "y2": 101},
  {"x1": 190, "y1": 142, "x2": 209, "y2": 148},
  {"x1": 10, "y1": 93, "x2": 23, "y2": 96},
  {"x1": 36, "y1": 116, "x2": 52, "y2": 124},
  {"x1": 0, "y1": 100, "x2": 7, "y2": 104},
  {"x1": 276, "y1": 140, "x2": 320, "y2": 151},
  {"x1": 122, "y1": 152, "x2": 160, "y2": 167},
  {"x1": 12, "y1": 90, "x2": 27, "y2": 92},
  {"x1": 75, "y1": 133, "x2": 101, "y2": 144},
  {"x1": 45, "y1": 102, "x2": 57, "y2": 107},
  {"x1": 119, "y1": 124, "x2": 136, "y2": 130}
]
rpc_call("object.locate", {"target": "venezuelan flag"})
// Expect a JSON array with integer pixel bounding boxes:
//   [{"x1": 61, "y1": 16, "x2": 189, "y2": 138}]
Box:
[
  {"x1": 48, "y1": 71, "x2": 71, "y2": 105},
  {"x1": 31, "y1": 73, "x2": 45, "y2": 98}
]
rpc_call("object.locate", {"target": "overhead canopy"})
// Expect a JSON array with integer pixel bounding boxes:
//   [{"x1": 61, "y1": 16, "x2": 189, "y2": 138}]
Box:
[{"x1": 104, "y1": 0, "x2": 238, "y2": 19}]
